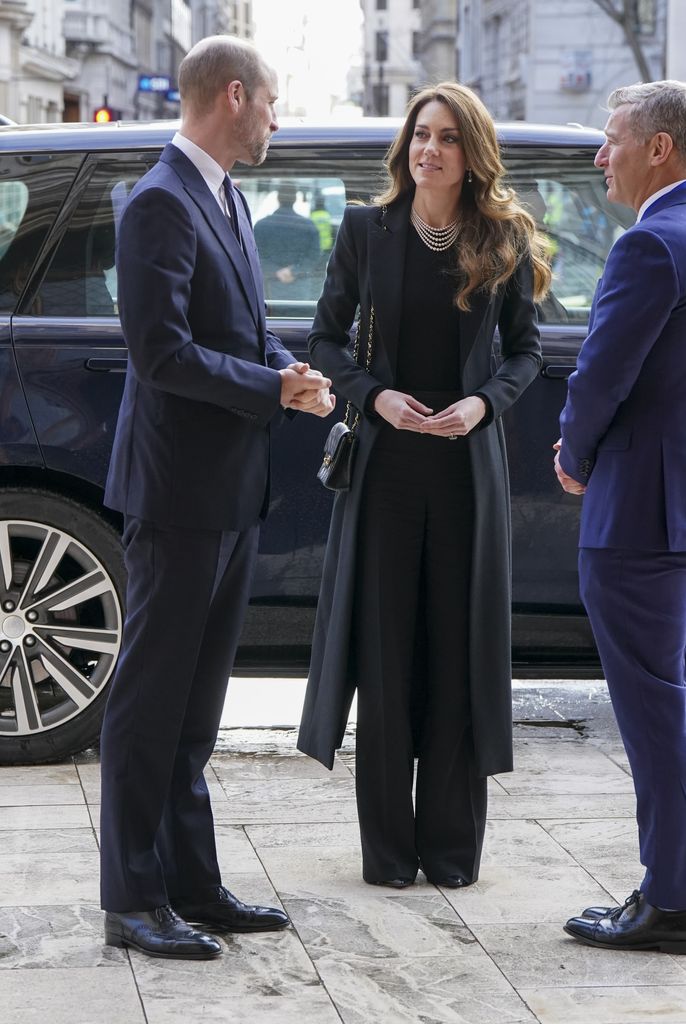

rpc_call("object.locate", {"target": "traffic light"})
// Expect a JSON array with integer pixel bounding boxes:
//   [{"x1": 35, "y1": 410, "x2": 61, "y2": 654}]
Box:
[{"x1": 93, "y1": 106, "x2": 118, "y2": 124}]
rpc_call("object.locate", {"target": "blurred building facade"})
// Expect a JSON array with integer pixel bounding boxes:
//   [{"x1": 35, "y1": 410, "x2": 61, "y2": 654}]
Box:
[
  {"x1": 457, "y1": 0, "x2": 668, "y2": 128},
  {"x1": 0, "y1": 0, "x2": 253, "y2": 123},
  {"x1": 360, "y1": 0, "x2": 422, "y2": 115},
  {"x1": 0, "y1": 0, "x2": 78, "y2": 123},
  {"x1": 419, "y1": 0, "x2": 457, "y2": 82}
]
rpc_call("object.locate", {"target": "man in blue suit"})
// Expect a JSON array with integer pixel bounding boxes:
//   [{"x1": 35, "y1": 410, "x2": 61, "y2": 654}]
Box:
[
  {"x1": 99, "y1": 35, "x2": 333, "y2": 959},
  {"x1": 556, "y1": 80, "x2": 686, "y2": 953}
]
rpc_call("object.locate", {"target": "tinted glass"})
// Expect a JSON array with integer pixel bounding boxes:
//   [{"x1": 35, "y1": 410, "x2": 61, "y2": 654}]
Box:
[
  {"x1": 34, "y1": 154, "x2": 156, "y2": 318},
  {"x1": 507, "y1": 154, "x2": 635, "y2": 324},
  {"x1": 0, "y1": 153, "x2": 82, "y2": 314},
  {"x1": 238, "y1": 157, "x2": 386, "y2": 318}
]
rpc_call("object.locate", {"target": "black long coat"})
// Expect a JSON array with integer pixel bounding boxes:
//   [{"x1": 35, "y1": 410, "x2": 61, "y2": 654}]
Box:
[{"x1": 297, "y1": 197, "x2": 542, "y2": 777}]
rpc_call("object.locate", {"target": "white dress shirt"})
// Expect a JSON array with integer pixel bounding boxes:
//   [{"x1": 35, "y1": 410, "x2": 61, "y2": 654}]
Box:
[{"x1": 171, "y1": 132, "x2": 231, "y2": 219}]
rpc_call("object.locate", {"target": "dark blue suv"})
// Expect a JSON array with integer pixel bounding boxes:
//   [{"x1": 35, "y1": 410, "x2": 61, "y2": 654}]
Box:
[{"x1": 0, "y1": 118, "x2": 634, "y2": 764}]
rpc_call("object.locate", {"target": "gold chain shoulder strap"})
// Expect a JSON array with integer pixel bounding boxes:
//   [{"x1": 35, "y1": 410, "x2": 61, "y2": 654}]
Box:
[
  {"x1": 345, "y1": 306, "x2": 375, "y2": 431},
  {"x1": 342, "y1": 205, "x2": 384, "y2": 431}
]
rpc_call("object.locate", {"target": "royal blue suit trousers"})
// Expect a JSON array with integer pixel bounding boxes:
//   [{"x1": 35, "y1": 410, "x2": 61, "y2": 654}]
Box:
[{"x1": 579, "y1": 547, "x2": 686, "y2": 909}]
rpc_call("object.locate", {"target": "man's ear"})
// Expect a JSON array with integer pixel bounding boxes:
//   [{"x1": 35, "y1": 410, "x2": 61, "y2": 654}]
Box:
[
  {"x1": 649, "y1": 131, "x2": 674, "y2": 167},
  {"x1": 226, "y1": 80, "x2": 245, "y2": 114}
]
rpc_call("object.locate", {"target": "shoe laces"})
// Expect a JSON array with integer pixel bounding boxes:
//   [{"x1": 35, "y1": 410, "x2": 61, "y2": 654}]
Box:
[
  {"x1": 154, "y1": 905, "x2": 183, "y2": 927},
  {"x1": 607, "y1": 889, "x2": 641, "y2": 920}
]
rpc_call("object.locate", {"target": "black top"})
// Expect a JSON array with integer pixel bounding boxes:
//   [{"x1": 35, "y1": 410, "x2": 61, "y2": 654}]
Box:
[{"x1": 395, "y1": 224, "x2": 462, "y2": 392}]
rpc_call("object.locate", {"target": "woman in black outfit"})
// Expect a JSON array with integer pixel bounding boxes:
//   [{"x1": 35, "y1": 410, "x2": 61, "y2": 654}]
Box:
[{"x1": 298, "y1": 83, "x2": 551, "y2": 888}]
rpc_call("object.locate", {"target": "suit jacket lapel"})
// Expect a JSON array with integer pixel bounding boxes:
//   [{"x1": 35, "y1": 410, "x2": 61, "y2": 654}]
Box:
[
  {"x1": 159, "y1": 145, "x2": 261, "y2": 329},
  {"x1": 233, "y1": 188, "x2": 268, "y2": 343},
  {"x1": 459, "y1": 287, "x2": 490, "y2": 375},
  {"x1": 368, "y1": 196, "x2": 411, "y2": 381}
]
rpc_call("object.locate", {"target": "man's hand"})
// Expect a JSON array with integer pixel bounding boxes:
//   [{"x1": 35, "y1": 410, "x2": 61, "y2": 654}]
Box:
[
  {"x1": 279, "y1": 362, "x2": 335, "y2": 416},
  {"x1": 553, "y1": 440, "x2": 586, "y2": 494},
  {"x1": 419, "y1": 396, "x2": 486, "y2": 437},
  {"x1": 373, "y1": 389, "x2": 433, "y2": 430}
]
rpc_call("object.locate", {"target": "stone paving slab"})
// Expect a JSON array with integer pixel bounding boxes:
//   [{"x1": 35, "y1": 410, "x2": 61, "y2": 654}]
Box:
[{"x1": 1, "y1": 682, "x2": 682, "y2": 1023}]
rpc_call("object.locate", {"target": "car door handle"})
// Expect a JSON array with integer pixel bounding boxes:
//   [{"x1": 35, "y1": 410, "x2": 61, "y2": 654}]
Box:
[
  {"x1": 85, "y1": 357, "x2": 128, "y2": 372},
  {"x1": 541, "y1": 364, "x2": 575, "y2": 379}
]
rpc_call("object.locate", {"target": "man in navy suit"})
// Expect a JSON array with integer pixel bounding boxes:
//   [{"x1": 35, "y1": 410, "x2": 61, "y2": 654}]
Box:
[
  {"x1": 556, "y1": 80, "x2": 686, "y2": 953},
  {"x1": 99, "y1": 35, "x2": 333, "y2": 960}
]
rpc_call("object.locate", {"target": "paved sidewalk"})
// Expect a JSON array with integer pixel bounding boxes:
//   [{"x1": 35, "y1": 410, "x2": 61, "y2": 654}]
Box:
[{"x1": 2, "y1": 682, "x2": 686, "y2": 1024}]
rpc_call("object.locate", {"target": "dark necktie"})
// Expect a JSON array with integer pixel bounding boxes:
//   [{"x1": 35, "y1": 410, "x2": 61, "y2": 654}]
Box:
[{"x1": 223, "y1": 175, "x2": 243, "y2": 249}]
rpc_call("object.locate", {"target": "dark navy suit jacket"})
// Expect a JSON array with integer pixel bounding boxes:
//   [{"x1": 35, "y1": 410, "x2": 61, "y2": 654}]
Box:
[
  {"x1": 105, "y1": 143, "x2": 294, "y2": 532},
  {"x1": 560, "y1": 181, "x2": 686, "y2": 551}
]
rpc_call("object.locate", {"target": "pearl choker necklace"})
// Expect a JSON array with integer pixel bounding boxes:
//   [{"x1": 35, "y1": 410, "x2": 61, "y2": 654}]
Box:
[{"x1": 410, "y1": 207, "x2": 459, "y2": 251}]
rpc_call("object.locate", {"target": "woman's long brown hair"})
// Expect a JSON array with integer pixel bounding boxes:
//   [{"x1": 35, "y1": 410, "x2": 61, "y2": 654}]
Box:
[{"x1": 375, "y1": 82, "x2": 552, "y2": 309}]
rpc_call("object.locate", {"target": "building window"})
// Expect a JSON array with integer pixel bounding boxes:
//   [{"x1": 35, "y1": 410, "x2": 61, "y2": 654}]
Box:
[
  {"x1": 412, "y1": 31, "x2": 421, "y2": 59},
  {"x1": 375, "y1": 30, "x2": 389, "y2": 63},
  {"x1": 413, "y1": 0, "x2": 420, "y2": 7},
  {"x1": 634, "y1": 0, "x2": 656, "y2": 34},
  {"x1": 376, "y1": 0, "x2": 387, "y2": 8},
  {"x1": 373, "y1": 83, "x2": 389, "y2": 115}
]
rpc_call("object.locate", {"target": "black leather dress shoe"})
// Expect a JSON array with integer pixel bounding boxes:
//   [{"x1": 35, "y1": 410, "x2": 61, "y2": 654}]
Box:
[
  {"x1": 173, "y1": 885, "x2": 289, "y2": 933},
  {"x1": 104, "y1": 906, "x2": 222, "y2": 959},
  {"x1": 564, "y1": 890, "x2": 686, "y2": 953},
  {"x1": 367, "y1": 877, "x2": 415, "y2": 889},
  {"x1": 580, "y1": 898, "x2": 626, "y2": 920}
]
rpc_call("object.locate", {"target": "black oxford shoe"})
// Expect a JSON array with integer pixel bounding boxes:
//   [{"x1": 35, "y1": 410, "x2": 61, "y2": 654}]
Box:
[
  {"x1": 104, "y1": 905, "x2": 222, "y2": 959},
  {"x1": 579, "y1": 894, "x2": 629, "y2": 921},
  {"x1": 564, "y1": 890, "x2": 686, "y2": 953},
  {"x1": 173, "y1": 885, "x2": 289, "y2": 933}
]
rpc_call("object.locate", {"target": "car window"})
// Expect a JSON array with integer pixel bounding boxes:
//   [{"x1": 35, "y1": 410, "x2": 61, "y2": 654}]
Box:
[
  {"x1": 0, "y1": 153, "x2": 82, "y2": 315},
  {"x1": 32, "y1": 154, "x2": 156, "y2": 318},
  {"x1": 507, "y1": 155, "x2": 635, "y2": 325},
  {"x1": 0, "y1": 181, "x2": 29, "y2": 260},
  {"x1": 237, "y1": 158, "x2": 385, "y2": 318}
]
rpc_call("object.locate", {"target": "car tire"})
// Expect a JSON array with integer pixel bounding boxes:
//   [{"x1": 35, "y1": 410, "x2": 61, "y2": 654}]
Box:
[{"x1": 0, "y1": 488, "x2": 125, "y2": 765}]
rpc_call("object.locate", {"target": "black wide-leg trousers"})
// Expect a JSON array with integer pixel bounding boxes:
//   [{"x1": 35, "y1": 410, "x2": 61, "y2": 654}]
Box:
[
  {"x1": 99, "y1": 515, "x2": 259, "y2": 912},
  {"x1": 354, "y1": 414, "x2": 487, "y2": 884}
]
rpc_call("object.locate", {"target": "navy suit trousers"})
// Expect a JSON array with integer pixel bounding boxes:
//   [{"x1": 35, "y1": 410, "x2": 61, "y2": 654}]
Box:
[
  {"x1": 99, "y1": 516, "x2": 259, "y2": 912},
  {"x1": 579, "y1": 547, "x2": 686, "y2": 909}
]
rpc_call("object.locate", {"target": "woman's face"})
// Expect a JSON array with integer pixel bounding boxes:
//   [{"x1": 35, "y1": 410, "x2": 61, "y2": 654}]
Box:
[{"x1": 408, "y1": 100, "x2": 467, "y2": 197}]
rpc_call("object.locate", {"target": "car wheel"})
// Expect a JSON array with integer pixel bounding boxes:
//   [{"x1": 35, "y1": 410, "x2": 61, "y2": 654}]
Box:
[{"x1": 0, "y1": 488, "x2": 124, "y2": 765}]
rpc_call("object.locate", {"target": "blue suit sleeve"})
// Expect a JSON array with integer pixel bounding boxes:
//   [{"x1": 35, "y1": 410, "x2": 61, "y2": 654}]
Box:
[{"x1": 559, "y1": 226, "x2": 679, "y2": 483}]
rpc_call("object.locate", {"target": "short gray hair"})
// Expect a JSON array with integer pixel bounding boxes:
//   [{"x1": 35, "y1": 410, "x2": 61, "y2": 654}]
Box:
[
  {"x1": 179, "y1": 35, "x2": 272, "y2": 116},
  {"x1": 608, "y1": 80, "x2": 686, "y2": 154}
]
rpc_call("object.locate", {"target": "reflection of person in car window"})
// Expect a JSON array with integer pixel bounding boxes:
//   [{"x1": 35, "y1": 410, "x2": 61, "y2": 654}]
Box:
[
  {"x1": 254, "y1": 183, "x2": 321, "y2": 300},
  {"x1": 310, "y1": 195, "x2": 334, "y2": 253}
]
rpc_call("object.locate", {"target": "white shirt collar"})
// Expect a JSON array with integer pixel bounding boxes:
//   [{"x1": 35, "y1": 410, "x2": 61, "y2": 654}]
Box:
[
  {"x1": 637, "y1": 178, "x2": 686, "y2": 221},
  {"x1": 171, "y1": 132, "x2": 227, "y2": 210}
]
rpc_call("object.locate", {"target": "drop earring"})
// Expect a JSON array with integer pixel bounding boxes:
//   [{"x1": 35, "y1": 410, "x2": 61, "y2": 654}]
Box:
[{"x1": 467, "y1": 168, "x2": 473, "y2": 184}]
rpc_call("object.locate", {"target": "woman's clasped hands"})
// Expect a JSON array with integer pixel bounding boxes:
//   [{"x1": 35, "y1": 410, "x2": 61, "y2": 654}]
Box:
[{"x1": 373, "y1": 389, "x2": 486, "y2": 436}]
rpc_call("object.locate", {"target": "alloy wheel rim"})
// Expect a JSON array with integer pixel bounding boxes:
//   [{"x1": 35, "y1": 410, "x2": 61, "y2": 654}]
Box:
[{"x1": 0, "y1": 519, "x2": 122, "y2": 738}]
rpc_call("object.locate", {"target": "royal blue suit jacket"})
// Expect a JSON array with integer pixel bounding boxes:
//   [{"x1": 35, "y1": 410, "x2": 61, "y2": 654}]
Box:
[
  {"x1": 105, "y1": 143, "x2": 294, "y2": 532},
  {"x1": 560, "y1": 182, "x2": 686, "y2": 551}
]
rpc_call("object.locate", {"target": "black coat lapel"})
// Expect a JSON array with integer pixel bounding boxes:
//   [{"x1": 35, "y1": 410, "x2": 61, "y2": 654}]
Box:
[
  {"x1": 367, "y1": 196, "x2": 411, "y2": 380},
  {"x1": 159, "y1": 145, "x2": 260, "y2": 328},
  {"x1": 459, "y1": 287, "x2": 491, "y2": 375}
]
